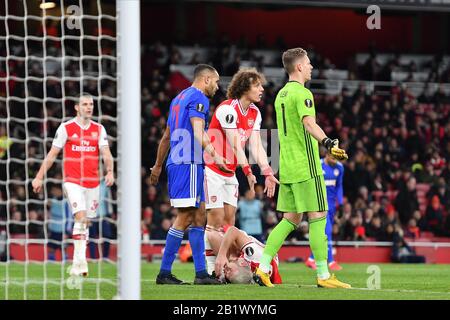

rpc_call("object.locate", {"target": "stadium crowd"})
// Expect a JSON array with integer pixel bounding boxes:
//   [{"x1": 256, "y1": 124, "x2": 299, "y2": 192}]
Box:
[{"x1": 1, "y1": 36, "x2": 450, "y2": 249}]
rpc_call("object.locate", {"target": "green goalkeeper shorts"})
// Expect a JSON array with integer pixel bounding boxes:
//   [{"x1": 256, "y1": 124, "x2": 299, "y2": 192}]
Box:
[{"x1": 277, "y1": 175, "x2": 328, "y2": 213}]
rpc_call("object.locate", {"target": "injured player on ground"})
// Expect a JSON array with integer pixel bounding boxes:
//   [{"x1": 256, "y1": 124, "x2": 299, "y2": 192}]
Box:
[{"x1": 205, "y1": 225, "x2": 282, "y2": 284}]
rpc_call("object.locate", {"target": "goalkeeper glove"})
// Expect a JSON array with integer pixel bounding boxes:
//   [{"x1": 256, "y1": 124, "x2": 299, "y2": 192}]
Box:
[{"x1": 322, "y1": 137, "x2": 348, "y2": 161}]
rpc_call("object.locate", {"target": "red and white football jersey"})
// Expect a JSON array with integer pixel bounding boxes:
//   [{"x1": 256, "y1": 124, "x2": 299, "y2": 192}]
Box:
[
  {"x1": 52, "y1": 118, "x2": 109, "y2": 188},
  {"x1": 205, "y1": 99, "x2": 262, "y2": 177},
  {"x1": 239, "y1": 234, "x2": 282, "y2": 284}
]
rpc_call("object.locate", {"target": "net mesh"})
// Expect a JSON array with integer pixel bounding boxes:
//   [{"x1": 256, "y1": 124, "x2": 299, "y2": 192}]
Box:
[{"x1": 0, "y1": 0, "x2": 118, "y2": 299}]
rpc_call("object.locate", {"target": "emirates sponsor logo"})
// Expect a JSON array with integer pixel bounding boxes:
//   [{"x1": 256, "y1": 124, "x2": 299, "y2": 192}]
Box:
[
  {"x1": 71, "y1": 139, "x2": 96, "y2": 152},
  {"x1": 71, "y1": 145, "x2": 97, "y2": 152}
]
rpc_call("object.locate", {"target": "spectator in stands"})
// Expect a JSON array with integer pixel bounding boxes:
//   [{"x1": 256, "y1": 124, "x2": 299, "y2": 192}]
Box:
[
  {"x1": 394, "y1": 177, "x2": 419, "y2": 226},
  {"x1": 424, "y1": 195, "x2": 445, "y2": 236},
  {"x1": 9, "y1": 210, "x2": 25, "y2": 235},
  {"x1": 405, "y1": 218, "x2": 420, "y2": 239},
  {"x1": 363, "y1": 208, "x2": 374, "y2": 231},
  {"x1": 343, "y1": 213, "x2": 366, "y2": 241},
  {"x1": 412, "y1": 210, "x2": 427, "y2": 232},
  {"x1": 366, "y1": 215, "x2": 383, "y2": 240},
  {"x1": 289, "y1": 221, "x2": 309, "y2": 242},
  {"x1": 28, "y1": 209, "x2": 44, "y2": 239},
  {"x1": 427, "y1": 178, "x2": 449, "y2": 209},
  {"x1": 151, "y1": 217, "x2": 172, "y2": 240},
  {"x1": 237, "y1": 189, "x2": 264, "y2": 242},
  {"x1": 263, "y1": 210, "x2": 278, "y2": 239},
  {"x1": 141, "y1": 207, "x2": 154, "y2": 242},
  {"x1": 391, "y1": 226, "x2": 426, "y2": 263}
]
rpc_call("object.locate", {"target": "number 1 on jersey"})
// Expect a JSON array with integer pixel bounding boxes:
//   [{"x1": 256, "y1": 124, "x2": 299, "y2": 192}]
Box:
[
  {"x1": 281, "y1": 103, "x2": 287, "y2": 136},
  {"x1": 172, "y1": 104, "x2": 180, "y2": 129}
]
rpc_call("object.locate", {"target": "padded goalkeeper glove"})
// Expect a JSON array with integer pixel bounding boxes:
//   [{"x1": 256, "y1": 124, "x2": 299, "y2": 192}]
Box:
[{"x1": 321, "y1": 137, "x2": 348, "y2": 161}]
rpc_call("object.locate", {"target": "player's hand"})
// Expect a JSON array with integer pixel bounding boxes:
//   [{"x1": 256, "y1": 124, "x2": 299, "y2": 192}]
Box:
[
  {"x1": 213, "y1": 155, "x2": 233, "y2": 174},
  {"x1": 32, "y1": 178, "x2": 43, "y2": 194},
  {"x1": 105, "y1": 171, "x2": 115, "y2": 187},
  {"x1": 214, "y1": 255, "x2": 229, "y2": 280},
  {"x1": 150, "y1": 165, "x2": 162, "y2": 185},
  {"x1": 246, "y1": 173, "x2": 256, "y2": 196},
  {"x1": 322, "y1": 138, "x2": 348, "y2": 161},
  {"x1": 264, "y1": 174, "x2": 279, "y2": 198}
]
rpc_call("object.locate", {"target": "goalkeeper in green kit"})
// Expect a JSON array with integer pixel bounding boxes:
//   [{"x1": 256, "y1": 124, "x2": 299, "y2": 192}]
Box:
[{"x1": 253, "y1": 48, "x2": 351, "y2": 288}]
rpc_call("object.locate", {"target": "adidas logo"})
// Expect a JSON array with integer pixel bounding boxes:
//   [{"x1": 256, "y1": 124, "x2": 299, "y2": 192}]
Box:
[{"x1": 72, "y1": 133, "x2": 79, "y2": 139}]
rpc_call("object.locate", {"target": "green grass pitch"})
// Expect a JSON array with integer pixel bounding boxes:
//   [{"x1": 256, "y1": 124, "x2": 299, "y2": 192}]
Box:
[{"x1": 1, "y1": 262, "x2": 450, "y2": 300}]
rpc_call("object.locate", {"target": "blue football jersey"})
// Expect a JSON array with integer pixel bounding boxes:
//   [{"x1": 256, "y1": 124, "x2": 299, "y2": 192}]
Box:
[
  {"x1": 166, "y1": 86, "x2": 210, "y2": 166},
  {"x1": 321, "y1": 158, "x2": 344, "y2": 208}
]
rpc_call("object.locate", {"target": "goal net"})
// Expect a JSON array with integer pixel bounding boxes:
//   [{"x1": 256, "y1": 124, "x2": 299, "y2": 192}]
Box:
[{"x1": 0, "y1": 0, "x2": 119, "y2": 299}]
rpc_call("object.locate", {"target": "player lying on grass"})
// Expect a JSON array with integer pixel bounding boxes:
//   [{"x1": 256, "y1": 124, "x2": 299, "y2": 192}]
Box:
[{"x1": 204, "y1": 225, "x2": 281, "y2": 284}]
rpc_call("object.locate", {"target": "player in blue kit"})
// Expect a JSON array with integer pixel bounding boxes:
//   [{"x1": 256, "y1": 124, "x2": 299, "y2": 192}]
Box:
[
  {"x1": 150, "y1": 64, "x2": 232, "y2": 284},
  {"x1": 305, "y1": 152, "x2": 344, "y2": 271}
]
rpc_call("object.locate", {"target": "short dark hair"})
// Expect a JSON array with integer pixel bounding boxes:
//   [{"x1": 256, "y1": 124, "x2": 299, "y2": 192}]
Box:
[
  {"x1": 193, "y1": 64, "x2": 217, "y2": 79},
  {"x1": 227, "y1": 68, "x2": 266, "y2": 99},
  {"x1": 282, "y1": 48, "x2": 307, "y2": 74},
  {"x1": 76, "y1": 93, "x2": 94, "y2": 105}
]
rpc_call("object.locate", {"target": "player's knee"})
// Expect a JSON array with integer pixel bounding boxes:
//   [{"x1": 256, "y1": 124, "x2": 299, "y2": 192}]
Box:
[{"x1": 192, "y1": 214, "x2": 206, "y2": 227}]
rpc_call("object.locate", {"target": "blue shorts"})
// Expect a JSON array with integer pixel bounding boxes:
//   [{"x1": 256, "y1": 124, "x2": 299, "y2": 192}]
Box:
[{"x1": 167, "y1": 163, "x2": 204, "y2": 208}]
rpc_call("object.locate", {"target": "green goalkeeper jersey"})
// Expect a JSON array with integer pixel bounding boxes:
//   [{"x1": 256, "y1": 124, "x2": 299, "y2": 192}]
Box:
[{"x1": 274, "y1": 81, "x2": 322, "y2": 184}]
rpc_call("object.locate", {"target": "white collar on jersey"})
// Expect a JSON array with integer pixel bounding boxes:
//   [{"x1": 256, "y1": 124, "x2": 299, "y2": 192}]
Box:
[
  {"x1": 73, "y1": 117, "x2": 92, "y2": 130},
  {"x1": 235, "y1": 99, "x2": 255, "y2": 116}
]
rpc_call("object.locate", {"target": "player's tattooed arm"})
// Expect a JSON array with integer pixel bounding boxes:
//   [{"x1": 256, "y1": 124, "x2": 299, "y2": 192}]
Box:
[
  {"x1": 224, "y1": 128, "x2": 256, "y2": 192},
  {"x1": 249, "y1": 131, "x2": 279, "y2": 197},
  {"x1": 150, "y1": 126, "x2": 170, "y2": 185}
]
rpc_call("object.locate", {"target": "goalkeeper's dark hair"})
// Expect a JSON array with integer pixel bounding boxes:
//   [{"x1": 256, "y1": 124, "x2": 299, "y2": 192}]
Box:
[
  {"x1": 227, "y1": 68, "x2": 266, "y2": 99},
  {"x1": 282, "y1": 48, "x2": 308, "y2": 74},
  {"x1": 193, "y1": 64, "x2": 217, "y2": 79}
]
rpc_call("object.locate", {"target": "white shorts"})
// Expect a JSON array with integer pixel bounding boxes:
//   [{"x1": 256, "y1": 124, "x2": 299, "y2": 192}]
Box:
[
  {"x1": 63, "y1": 182, "x2": 100, "y2": 218},
  {"x1": 205, "y1": 167, "x2": 239, "y2": 209}
]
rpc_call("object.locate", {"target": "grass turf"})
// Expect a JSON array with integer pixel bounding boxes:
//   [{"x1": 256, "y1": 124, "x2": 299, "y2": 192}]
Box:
[{"x1": 1, "y1": 262, "x2": 450, "y2": 300}]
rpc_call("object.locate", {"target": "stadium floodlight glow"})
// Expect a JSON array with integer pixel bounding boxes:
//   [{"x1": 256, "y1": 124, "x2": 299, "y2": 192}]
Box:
[{"x1": 39, "y1": 1, "x2": 56, "y2": 10}]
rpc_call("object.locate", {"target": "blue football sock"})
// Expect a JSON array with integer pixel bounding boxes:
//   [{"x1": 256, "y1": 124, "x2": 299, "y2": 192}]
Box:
[
  {"x1": 327, "y1": 240, "x2": 334, "y2": 263},
  {"x1": 160, "y1": 227, "x2": 184, "y2": 275},
  {"x1": 326, "y1": 215, "x2": 334, "y2": 263},
  {"x1": 189, "y1": 226, "x2": 208, "y2": 277}
]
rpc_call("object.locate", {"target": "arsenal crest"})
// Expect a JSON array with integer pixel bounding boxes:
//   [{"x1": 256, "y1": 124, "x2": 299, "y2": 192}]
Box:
[
  {"x1": 248, "y1": 118, "x2": 254, "y2": 127},
  {"x1": 211, "y1": 196, "x2": 217, "y2": 203},
  {"x1": 92, "y1": 132, "x2": 98, "y2": 138}
]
